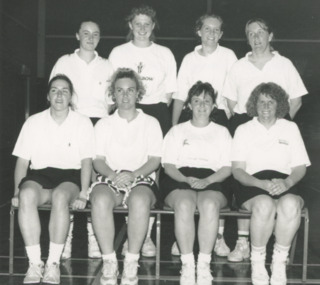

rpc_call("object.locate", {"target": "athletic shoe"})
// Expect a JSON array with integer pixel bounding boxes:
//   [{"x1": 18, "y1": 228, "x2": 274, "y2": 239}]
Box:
[
  {"x1": 120, "y1": 259, "x2": 139, "y2": 285},
  {"x1": 43, "y1": 262, "x2": 60, "y2": 284},
  {"x1": 270, "y1": 261, "x2": 287, "y2": 285},
  {"x1": 121, "y1": 237, "x2": 156, "y2": 257},
  {"x1": 180, "y1": 262, "x2": 196, "y2": 285},
  {"x1": 171, "y1": 241, "x2": 180, "y2": 256},
  {"x1": 23, "y1": 262, "x2": 44, "y2": 284},
  {"x1": 101, "y1": 259, "x2": 119, "y2": 285},
  {"x1": 88, "y1": 234, "x2": 102, "y2": 258},
  {"x1": 214, "y1": 237, "x2": 230, "y2": 257},
  {"x1": 228, "y1": 239, "x2": 250, "y2": 262},
  {"x1": 251, "y1": 261, "x2": 269, "y2": 285},
  {"x1": 197, "y1": 261, "x2": 213, "y2": 285}
]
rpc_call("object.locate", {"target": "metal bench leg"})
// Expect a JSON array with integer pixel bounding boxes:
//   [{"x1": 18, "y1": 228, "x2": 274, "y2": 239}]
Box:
[
  {"x1": 156, "y1": 213, "x2": 161, "y2": 279},
  {"x1": 9, "y1": 206, "x2": 15, "y2": 275},
  {"x1": 302, "y1": 210, "x2": 309, "y2": 283}
]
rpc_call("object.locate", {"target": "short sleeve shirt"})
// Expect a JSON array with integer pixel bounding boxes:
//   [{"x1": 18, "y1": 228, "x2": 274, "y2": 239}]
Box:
[
  {"x1": 94, "y1": 109, "x2": 163, "y2": 179},
  {"x1": 109, "y1": 42, "x2": 177, "y2": 104},
  {"x1": 231, "y1": 118, "x2": 310, "y2": 174},
  {"x1": 13, "y1": 109, "x2": 95, "y2": 169},
  {"x1": 162, "y1": 121, "x2": 232, "y2": 171}
]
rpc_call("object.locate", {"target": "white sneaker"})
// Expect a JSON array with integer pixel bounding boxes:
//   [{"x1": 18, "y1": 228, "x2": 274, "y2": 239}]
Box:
[
  {"x1": 214, "y1": 237, "x2": 230, "y2": 257},
  {"x1": 270, "y1": 261, "x2": 287, "y2": 285},
  {"x1": 251, "y1": 261, "x2": 269, "y2": 285},
  {"x1": 121, "y1": 237, "x2": 156, "y2": 257},
  {"x1": 171, "y1": 241, "x2": 180, "y2": 256},
  {"x1": 23, "y1": 262, "x2": 44, "y2": 284},
  {"x1": 88, "y1": 234, "x2": 102, "y2": 258},
  {"x1": 120, "y1": 259, "x2": 139, "y2": 285},
  {"x1": 228, "y1": 239, "x2": 250, "y2": 262},
  {"x1": 197, "y1": 261, "x2": 213, "y2": 285},
  {"x1": 180, "y1": 262, "x2": 196, "y2": 285},
  {"x1": 43, "y1": 262, "x2": 60, "y2": 284},
  {"x1": 101, "y1": 259, "x2": 119, "y2": 285}
]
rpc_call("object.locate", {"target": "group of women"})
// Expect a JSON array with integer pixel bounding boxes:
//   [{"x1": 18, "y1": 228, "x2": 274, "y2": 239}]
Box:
[{"x1": 11, "y1": 4, "x2": 309, "y2": 285}]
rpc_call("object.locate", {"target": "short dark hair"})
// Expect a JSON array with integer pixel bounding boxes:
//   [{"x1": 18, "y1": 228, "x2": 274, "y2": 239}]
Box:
[
  {"x1": 78, "y1": 20, "x2": 100, "y2": 33},
  {"x1": 48, "y1": 74, "x2": 74, "y2": 95},
  {"x1": 109, "y1": 68, "x2": 146, "y2": 102},
  {"x1": 125, "y1": 5, "x2": 159, "y2": 42},
  {"x1": 195, "y1": 14, "x2": 224, "y2": 36},
  {"x1": 246, "y1": 82, "x2": 289, "y2": 118},
  {"x1": 245, "y1": 18, "x2": 272, "y2": 36}
]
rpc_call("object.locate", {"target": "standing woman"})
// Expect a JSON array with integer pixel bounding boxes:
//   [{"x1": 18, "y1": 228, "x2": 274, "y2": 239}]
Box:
[
  {"x1": 89, "y1": 68, "x2": 162, "y2": 285},
  {"x1": 222, "y1": 18, "x2": 308, "y2": 263},
  {"x1": 232, "y1": 82, "x2": 310, "y2": 285},
  {"x1": 109, "y1": 4, "x2": 177, "y2": 257},
  {"x1": 172, "y1": 14, "x2": 237, "y2": 127},
  {"x1": 11, "y1": 74, "x2": 94, "y2": 284},
  {"x1": 162, "y1": 81, "x2": 232, "y2": 285}
]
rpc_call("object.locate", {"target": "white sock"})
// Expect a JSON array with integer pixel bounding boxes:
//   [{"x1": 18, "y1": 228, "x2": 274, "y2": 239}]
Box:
[
  {"x1": 198, "y1": 252, "x2": 211, "y2": 264},
  {"x1": 181, "y1": 252, "x2": 195, "y2": 264},
  {"x1": 102, "y1": 251, "x2": 117, "y2": 261},
  {"x1": 25, "y1": 244, "x2": 42, "y2": 264},
  {"x1": 238, "y1": 230, "x2": 249, "y2": 241},
  {"x1": 251, "y1": 245, "x2": 266, "y2": 262},
  {"x1": 273, "y1": 243, "x2": 290, "y2": 262},
  {"x1": 146, "y1": 217, "x2": 155, "y2": 238},
  {"x1": 125, "y1": 252, "x2": 140, "y2": 261},
  {"x1": 47, "y1": 242, "x2": 64, "y2": 264}
]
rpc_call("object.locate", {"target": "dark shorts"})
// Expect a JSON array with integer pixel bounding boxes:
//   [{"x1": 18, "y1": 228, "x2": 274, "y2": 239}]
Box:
[
  {"x1": 89, "y1": 117, "x2": 100, "y2": 126},
  {"x1": 229, "y1": 113, "x2": 252, "y2": 137},
  {"x1": 137, "y1": 102, "x2": 171, "y2": 136},
  {"x1": 161, "y1": 167, "x2": 231, "y2": 200},
  {"x1": 19, "y1": 167, "x2": 81, "y2": 190},
  {"x1": 179, "y1": 108, "x2": 230, "y2": 131},
  {"x1": 234, "y1": 170, "x2": 301, "y2": 208}
]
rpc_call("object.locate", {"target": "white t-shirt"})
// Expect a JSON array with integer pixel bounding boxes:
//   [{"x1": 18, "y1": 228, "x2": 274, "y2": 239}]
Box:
[
  {"x1": 50, "y1": 49, "x2": 114, "y2": 118},
  {"x1": 109, "y1": 41, "x2": 177, "y2": 104},
  {"x1": 174, "y1": 45, "x2": 237, "y2": 111},
  {"x1": 94, "y1": 109, "x2": 163, "y2": 179},
  {"x1": 13, "y1": 108, "x2": 95, "y2": 170},
  {"x1": 162, "y1": 121, "x2": 232, "y2": 171},
  {"x1": 231, "y1": 118, "x2": 310, "y2": 175},
  {"x1": 222, "y1": 51, "x2": 308, "y2": 114}
]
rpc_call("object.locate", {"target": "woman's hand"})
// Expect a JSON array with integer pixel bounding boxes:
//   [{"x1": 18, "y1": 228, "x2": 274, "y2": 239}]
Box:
[
  {"x1": 190, "y1": 178, "x2": 211, "y2": 189},
  {"x1": 269, "y1": 178, "x2": 289, "y2": 196},
  {"x1": 259, "y1": 180, "x2": 275, "y2": 192},
  {"x1": 11, "y1": 195, "x2": 19, "y2": 207},
  {"x1": 72, "y1": 196, "x2": 87, "y2": 210},
  {"x1": 114, "y1": 171, "x2": 135, "y2": 188}
]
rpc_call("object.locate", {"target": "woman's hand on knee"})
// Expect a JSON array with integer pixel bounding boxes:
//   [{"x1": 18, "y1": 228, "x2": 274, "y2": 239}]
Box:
[
  {"x1": 190, "y1": 178, "x2": 210, "y2": 189},
  {"x1": 72, "y1": 196, "x2": 87, "y2": 210}
]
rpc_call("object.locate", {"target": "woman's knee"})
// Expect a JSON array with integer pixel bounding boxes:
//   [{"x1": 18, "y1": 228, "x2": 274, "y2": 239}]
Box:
[
  {"x1": 90, "y1": 186, "x2": 115, "y2": 210},
  {"x1": 251, "y1": 195, "x2": 276, "y2": 218},
  {"x1": 198, "y1": 197, "x2": 221, "y2": 215},
  {"x1": 173, "y1": 196, "x2": 197, "y2": 216},
  {"x1": 128, "y1": 187, "x2": 154, "y2": 210},
  {"x1": 277, "y1": 194, "x2": 303, "y2": 219},
  {"x1": 51, "y1": 189, "x2": 70, "y2": 209},
  {"x1": 18, "y1": 186, "x2": 39, "y2": 207}
]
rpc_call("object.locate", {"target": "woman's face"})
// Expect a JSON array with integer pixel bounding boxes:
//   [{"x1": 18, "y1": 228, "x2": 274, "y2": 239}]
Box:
[
  {"x1": 256, "y1": 93, "x2": 277, "y2": 121},
  {"x1": 114, "y1": 78, "x2": 139, "y2": 110},
  {"x1": 76, "y1": 21, "x2": 100, "y2": 52},
  {"x1": 47, "y1": 79, "x2": 72, "y2": 111},
  {"x1": 188, "y1": 92, "x2": 215, "y2": 119},
  {"x1": 129, "y1": 14, "x2": 155, "y2": 42},
  {"x1": 246, "y1": 22, "x2": 273, "y2": 53},
  {"x1": 197, "y1": 17, "x2": 223, "y2": 47}
]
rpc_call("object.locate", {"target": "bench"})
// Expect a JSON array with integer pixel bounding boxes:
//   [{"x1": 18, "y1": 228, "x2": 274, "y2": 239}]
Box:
[{"x1": 9, "y1": 205, "x2": 309, "y2": 283}]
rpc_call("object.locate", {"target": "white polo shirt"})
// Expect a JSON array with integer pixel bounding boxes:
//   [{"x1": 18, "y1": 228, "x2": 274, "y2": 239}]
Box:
[
  {"x1": 162, "y1": 121, "x2": 232, "y2": 171},
  {"x1": 13, "y1": 108, "x2": 95, "y2": 170},
  {"x1": 174, "y1": 45, "x2": 237, "y2": 111},
  {"x1": 94, "y1": 109, "x2": 163, "y2": 179},
  {"x1": 109, "y1": 41, "x2": 177, "y2": 104},
  {"x1": 231, "y1": 118, "x2": 310, "y2": 175},
  {"x1": 50, "y1": 49, "x2": 114, "y2": 118},
  {"x1": 222, "y1": 51, "x2": 308, "y2": 114}
]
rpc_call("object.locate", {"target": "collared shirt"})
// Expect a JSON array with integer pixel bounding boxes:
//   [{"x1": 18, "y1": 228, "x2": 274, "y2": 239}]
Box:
[
  {"x1": 50, "y1": 49, "x2": 114, "y2": 118},
  {"x1": 162, "y1": 121, "x2": 232, "y2": 171},
  {"x1": 109, "y1": 42, "x2": 177, "y2": 104},
  {"x1": 94, "y1": 109, "x2": 163, "y2": 179},
  {"x1": 223, "y1": 51, "x2": 308, "y2": 114},
  {"x1": 231, "y1": 118, "x2": 310, "y2": 174},
  {"x1": 174, "y1": 45, "x2": 237, "y2": 111},
  {"x1": 13, "y1": 108, "x2": 95, "y2": 169}
]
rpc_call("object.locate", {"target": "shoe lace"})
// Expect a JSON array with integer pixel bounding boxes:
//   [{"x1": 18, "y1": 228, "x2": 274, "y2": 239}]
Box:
[{"x1": 45, "y1": 263, "x2": 58, "y2": 279}]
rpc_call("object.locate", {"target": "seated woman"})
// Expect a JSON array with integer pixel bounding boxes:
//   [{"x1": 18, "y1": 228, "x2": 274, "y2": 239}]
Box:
[
  {"x1": 232, "y1": 82, "x2": 310, "y2": 285},
  {"x1": 11, "y1": 74, "x2": 94, "y2": 284},
  {"x1": 89, "y1": 68, "x2": 163, "y2": 285},
  {"x1": 162, "y1": 81, "x2": 232, "y2": 285}
]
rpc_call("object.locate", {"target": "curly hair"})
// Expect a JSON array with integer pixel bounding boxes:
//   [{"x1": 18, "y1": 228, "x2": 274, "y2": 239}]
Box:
[
  {"x1": 195, "y1": 14, "x2": 224, "y2": 36},
  {"x1": 246, "y1": 82, "x2": 289, "y2": 118},
  {"x1": 108, "y1": 68, "x2": 146, "y2": 103},
  {"x1": 125, "y1": 5, "x2": 159, "y2": 42}
]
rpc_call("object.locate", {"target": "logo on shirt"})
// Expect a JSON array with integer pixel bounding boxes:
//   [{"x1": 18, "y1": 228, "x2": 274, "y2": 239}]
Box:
[
  {"x1": 278, "y1": 139, "x2": 289, "y2": 145},
  {"x1": 137, "y1": 62, "x2": 144, "y2": 74}
]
